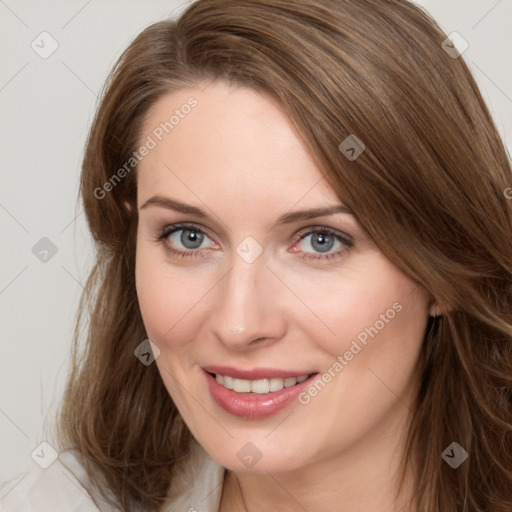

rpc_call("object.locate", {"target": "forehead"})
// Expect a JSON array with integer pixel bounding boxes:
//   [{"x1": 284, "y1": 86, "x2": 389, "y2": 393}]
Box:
[{"x1": 136, "y1": 81, "x2": 341, "y2": 215}]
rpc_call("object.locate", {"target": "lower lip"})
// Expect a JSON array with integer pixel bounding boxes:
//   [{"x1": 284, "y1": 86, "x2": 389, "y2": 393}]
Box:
[{"x1": 203, "y1": 369, "x2": 318, "y2": 419}]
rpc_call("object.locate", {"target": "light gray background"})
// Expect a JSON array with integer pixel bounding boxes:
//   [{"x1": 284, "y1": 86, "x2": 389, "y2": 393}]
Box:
[{"x1": 1, "y1": 0, "x2": 511, "y2": 483}]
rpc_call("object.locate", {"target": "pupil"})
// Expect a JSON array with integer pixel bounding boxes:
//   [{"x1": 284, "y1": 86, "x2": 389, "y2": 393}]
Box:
[
  {"x1": 311, "y1": 232, "x2": 333, "y2": 253},
  {"x1": 181, "y1": 229, "x2": 204, "y2": 249}
]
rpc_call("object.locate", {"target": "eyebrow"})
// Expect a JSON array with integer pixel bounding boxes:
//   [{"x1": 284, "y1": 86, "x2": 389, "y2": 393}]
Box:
[{"x1": 139, "y1": 195, "x2": 353, "y2": 224}]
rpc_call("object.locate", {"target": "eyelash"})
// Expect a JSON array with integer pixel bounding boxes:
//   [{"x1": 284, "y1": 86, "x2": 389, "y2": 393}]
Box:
[{"x1": 155, "y1": 222, "x2": 353, "y2": 262}]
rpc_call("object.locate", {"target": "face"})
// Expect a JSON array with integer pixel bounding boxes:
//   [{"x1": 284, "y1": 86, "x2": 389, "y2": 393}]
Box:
[{"x1": 135, "y1": 80, "x2": 431, "y2": 474}]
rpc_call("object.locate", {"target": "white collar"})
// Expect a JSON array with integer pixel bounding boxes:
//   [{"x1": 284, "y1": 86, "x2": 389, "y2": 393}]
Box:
[{"x1": 162, "y1": 440, "x2": 226, "y2": 512}]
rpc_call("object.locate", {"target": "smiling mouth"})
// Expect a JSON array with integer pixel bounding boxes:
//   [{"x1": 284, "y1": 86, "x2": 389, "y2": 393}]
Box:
[
  {"x1": 206, "y1": 371, "x2": 315, "y2": 394},
  {"x1": 203, "y1": 368, "x2": 320, "y2": 419}
]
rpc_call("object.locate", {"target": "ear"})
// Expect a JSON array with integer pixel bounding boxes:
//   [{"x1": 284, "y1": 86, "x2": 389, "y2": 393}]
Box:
[{"x1": 428, "y1": 300, "x2": 451, "y2": 317}]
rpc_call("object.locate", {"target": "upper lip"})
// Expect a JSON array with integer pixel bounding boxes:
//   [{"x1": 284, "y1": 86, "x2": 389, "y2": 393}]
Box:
[{"x1": 203, "y1": 365, "x2": 316, "y2": 380}]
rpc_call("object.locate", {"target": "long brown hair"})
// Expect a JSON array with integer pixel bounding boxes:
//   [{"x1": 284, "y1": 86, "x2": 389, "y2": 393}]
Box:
[{"x1": 57, "y1": 1, "x2": 512, "y2": 510}]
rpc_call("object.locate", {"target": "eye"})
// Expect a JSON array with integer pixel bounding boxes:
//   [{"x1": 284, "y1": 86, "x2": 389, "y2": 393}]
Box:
[
  {"x1": 157, "y1": 223, "x2": 218, "y2": 258},
  {"x1": 169, "y1": 227, "x2": 210, "y2": 250},
  {"x1": 292, "y1": 227, "x2": 352, "y2": 262},
  {"x1": 300, "y1": 230, "x2": 339, "y2": 253}
]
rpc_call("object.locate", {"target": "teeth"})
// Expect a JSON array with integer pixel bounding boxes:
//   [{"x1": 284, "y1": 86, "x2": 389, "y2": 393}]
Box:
[
  {"x1": 250, "y1": 379, "x2": 270, "y2": 394},
  {"x1": 283, "y1": 377, "x2": 296, "y2": 388},
  {"x1": 223, "y1": 375, "x2": 234, "y2": 390},
  {"x1": 214, "y1": 373, "x2": 310, "y2": 394},
  {"x1": 269, "y1": 378, "x2": 284, "y2": 392},
  {"x1": 233, "y1": 378, "x2": 251, "y2": 393}
]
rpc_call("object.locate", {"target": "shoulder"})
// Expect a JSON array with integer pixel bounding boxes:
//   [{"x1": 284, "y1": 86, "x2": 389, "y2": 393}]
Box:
[
  {"x1": 162, "y1": 441, "x2": 226, "y2": 512},
  {"x1": 0, "y1": 450, "x2": 118, "y2": 512},
  {"x1": 0, "y1": 444, "x2": 225, "y2": 512}
]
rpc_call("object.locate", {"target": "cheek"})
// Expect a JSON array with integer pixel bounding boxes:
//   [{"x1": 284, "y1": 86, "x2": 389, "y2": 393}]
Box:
[
  {"x1": 136, "y1": 241, "x2": 178, "y2": 342},
  {"x1": 293, "y1": 253, "x2": 430, "y2": 367},
  {"x1": 135, "y1": 242, "x2": 213, "y2": 351},
  {"x1": 135, "y1": 244, "x2": 215, "y2": 428},
  {"x1": 291, "y1": 263, "x2": 429, "y2": 454}
]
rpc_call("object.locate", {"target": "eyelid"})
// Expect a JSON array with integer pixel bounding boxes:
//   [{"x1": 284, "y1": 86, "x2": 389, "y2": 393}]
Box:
[
  {"x1": 294, "y1": 225, "x2": 353, "y2": 245},
  {"x1": 159, "y1": 222, "x2": 216, "y2": 243}
]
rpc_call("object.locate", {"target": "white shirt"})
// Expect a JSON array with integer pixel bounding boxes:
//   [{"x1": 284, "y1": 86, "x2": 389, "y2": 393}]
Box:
[{"x1": 0, "y1": 442, "x2": 225, "y2": 512}]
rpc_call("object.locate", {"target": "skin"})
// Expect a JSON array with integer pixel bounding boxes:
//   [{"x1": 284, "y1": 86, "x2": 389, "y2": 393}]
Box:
[{"x1": 134, "y1": 81, "x2": 433, "y2": 511}]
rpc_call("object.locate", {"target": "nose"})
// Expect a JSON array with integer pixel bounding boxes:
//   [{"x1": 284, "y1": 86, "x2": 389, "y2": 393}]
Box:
[{"x1": 209, "y1": 255, "x2": 287, "y2": 351}]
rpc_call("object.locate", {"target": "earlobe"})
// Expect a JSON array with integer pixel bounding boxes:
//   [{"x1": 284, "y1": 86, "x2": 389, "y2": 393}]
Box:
[
  {"x1": 429, "y1": 301, "x2": 451, "y2": 317},
  {"x1": 123, "y1": 200, "x2": 134, "y2": 214}
]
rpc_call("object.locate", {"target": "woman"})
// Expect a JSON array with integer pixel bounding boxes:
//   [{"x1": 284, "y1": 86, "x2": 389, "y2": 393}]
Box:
[{"x1": 2, "y1": 0, "x2": 511, "y2": 511}]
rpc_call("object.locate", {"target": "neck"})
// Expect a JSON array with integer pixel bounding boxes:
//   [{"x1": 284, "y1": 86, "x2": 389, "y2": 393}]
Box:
[{"x1": 219, "y1": 401, "x2": 418, "y2": 512}]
